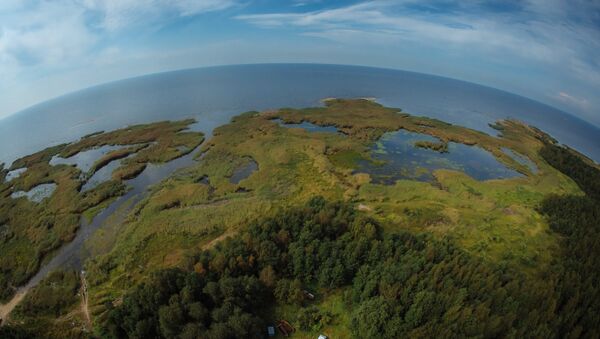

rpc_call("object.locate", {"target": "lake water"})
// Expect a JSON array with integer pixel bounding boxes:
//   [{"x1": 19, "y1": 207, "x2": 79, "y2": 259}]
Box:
[
  {"x1": 50, "y1": 145, "x2": 125, "y2": 173},
  {"x1": 274, "y1": 118, "x2": 341, "y2": 133},
  {"x1": 0, "y1": 64, "x2": 598, "y2": 167},
  {"x1": 501, "y1": 147, "x2": 538, "y2": 174},
  {"x1": 80, "y1": 154, "x2": 134, "y2": 192},
  {"x1": 5, "y1": 168, "x2": 26, "y2": 182},
  {"x1": 11, "y1": 183, "x2": 57, "y2": 203},
  {"x1": 230, "y1": 159, "x2": 259, "y2": 184},
  {"x1": 273, "y1": 117, "x2": 523, "y2": 181},
  {"x1": 357, "y1": 130, "x2": 522, "y2": 183}
]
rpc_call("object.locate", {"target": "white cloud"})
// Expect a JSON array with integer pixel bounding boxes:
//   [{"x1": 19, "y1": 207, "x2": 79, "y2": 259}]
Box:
[
  {"x1": 0, "y1": 2, "x2": 94, "y2": 80},
  {"x1": 81, "y1": 0, "x2": 238, "y2": 31},
  {"x1": 0, "y1": 0, "x2": 240, "y2": 118},
  {"x1": 235, "y1": 1, "x2": 592, "y2": 66},
  {"x1": 556, "y1": 91, "x2": 589, "y2": 110},
  {"x1": 235, "y1": 0, "x2": 600, "y2": 122},
  {"x1": 0, "y1": 0, "x2": 239, "y2": 73}
]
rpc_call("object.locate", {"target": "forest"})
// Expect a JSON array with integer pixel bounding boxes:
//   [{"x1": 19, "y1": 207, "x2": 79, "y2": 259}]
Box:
[
  {"x1": 99, "y1": 136, "x2": 600, "y2": 338},
  {"x1": 2, "y1": 131, "x2": 599, "y2": 338},
  {"x1": 96, "y1": 141, "x2": 600, "y2": 338}
]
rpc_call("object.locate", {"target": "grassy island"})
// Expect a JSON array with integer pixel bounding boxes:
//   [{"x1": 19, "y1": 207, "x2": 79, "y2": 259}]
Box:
[{"x1": 413, "y1": 140, "x2": 449, "y2": 153}]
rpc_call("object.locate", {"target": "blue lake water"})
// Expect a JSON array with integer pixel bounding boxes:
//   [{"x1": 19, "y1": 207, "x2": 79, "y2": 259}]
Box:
[
  {"x1": 230, "y1": 159, "x2": 259, "y2": 184},
  {"x1": 357, "y1": 130, "x2": 522, "y2": 183},
  {"x1": 80, "y1": 153, "x2": 134, "y2": 192},
  {"x1": 274, "y1": 118, "x2": 341, "y2": 133},
  {"x1": 5, "y1": 168, "x2": 27, "y2": 182},
  {"x1": 501, "y1": 147, "x2": 538, "y2": 174},
  {"x1": 0, "y1": 64, "x2": 598, "y2": 167},
  {"x1": 50, "y1": 145, "x2": 125, "y2": 173},
  {"x1": 11, "y1": 183, "x2": 57, "y2": 203}
]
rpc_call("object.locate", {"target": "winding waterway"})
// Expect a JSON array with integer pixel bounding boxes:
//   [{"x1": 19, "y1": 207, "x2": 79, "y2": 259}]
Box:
[{"x1": 0, "y1": 142, "x2": 204, "y2": 324}]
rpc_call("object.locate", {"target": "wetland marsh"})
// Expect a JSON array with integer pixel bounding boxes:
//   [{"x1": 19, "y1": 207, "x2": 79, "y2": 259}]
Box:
[{"x1": 1, "y1": 98, "x2": 598, "y2": 338}]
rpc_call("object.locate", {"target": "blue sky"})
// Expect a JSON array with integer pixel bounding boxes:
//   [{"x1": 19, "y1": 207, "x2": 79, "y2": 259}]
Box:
[{"x1": 1, "y1": 0, "x2": 599, "y2": 126}]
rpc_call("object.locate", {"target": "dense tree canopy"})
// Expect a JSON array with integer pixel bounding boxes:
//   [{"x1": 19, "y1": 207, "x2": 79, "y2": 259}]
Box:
[{"x1": 102, "y1": 158, "x2": 600, "y2": 339}]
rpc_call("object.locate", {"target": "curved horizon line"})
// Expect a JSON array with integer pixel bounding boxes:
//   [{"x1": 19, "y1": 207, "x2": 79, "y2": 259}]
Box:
[{"x1": 2, "y1": 62, "x2": 598, "y2": 130}]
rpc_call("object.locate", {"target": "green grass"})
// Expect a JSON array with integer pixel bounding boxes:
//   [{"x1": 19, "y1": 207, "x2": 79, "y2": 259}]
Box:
[
  {"x1": 328, "y1": 149, "x2": 364, "y2": 168},
  {"x1": 0, "y1": 120, "x2": 203, "y2": 301},
  {"x1": 86, "y1": 100, "x2": 583, "y2": 310},
  {"x1": 8, "y1": 269, "x2": 89, "y2": 338},
  {"x1": 3, "y1": 99, "x2": 588, "y2": 336},
  {"x1": 270, "y1": 290, "x2": 353, "y2": 338}
]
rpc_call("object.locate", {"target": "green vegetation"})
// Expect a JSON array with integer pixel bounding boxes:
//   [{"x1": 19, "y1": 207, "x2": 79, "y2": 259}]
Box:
[
  {"x1": 535, "y1": 142, "x2": 600, "y2": 337},
  {"x1": 2, "y1": 99, "x2": 599, "y2": 338},
  {"x1": 87, "y1": 144, "x2": 147, "y2": 178},
  {"x1": 15, "y1": 270, "x2": 80, "y2": 318},
  {"x1": 103, "y1": 268, "x2": 267, "y2": 338},
  {"x1": 4, "y1": 270, "x2": 88, "y2": 338},
  {"x1": 539, "y1": 143, "x2": 600, "y2": 200},
  {"x1": 0, "y1": 120, "x2": 203, "y2": 302},
  {"x1": 101, "y1": 188, "x2": 600, "y2": 337},
  {"x1": 414, "y1": 140, "x2": 448, "y2": 153}
]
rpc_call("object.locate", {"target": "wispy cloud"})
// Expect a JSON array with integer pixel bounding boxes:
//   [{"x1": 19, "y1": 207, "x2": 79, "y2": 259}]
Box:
[
  {"x1": 0, "y1": 0, "x2": 239, "y2": 115},
  {"x1": 235, "y1": 0, "x2": 600, "y2": 120},
  {"x1": 0, "y1": 0, "x2": 239, "y2": 78},
  {"x1": 0, "y1": 2, "x2": 93, "y2": 79},
  {"x1": 82, "y1": 0, "x2": 239, "y2": 31},
  {"x1": 557, "y1": 91, "x2": 589, "y2": 110},
  {"x1": 0, "y1": 0, "x2": 599, "y2": 126},
  {"x1": 236, "y1": 1, "x2": 598, "y2": 65}
]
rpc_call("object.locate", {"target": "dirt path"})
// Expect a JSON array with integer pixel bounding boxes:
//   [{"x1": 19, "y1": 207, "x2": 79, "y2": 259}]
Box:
[
  {"x1": 80, "y1": 273, "x2": 91, "y2": 328},
  {"x1": 201, "y1": 230, "x2": 237, "y2": 250},
  {"x1": 0, "y1": 292, "x2": 25, "y2": 326}
]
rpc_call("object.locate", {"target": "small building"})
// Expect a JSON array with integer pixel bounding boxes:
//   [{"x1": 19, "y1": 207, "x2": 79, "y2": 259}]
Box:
[
  {"x1": 318, "y1": 335, "x2": 328, "y2": 339},
  {"x1": 277, "y1": 320, "x2": 295, "y2": 337},
  {"x1": 267, "y1": 326, "x2": 275, "y2": 337},
  {"x1": 303, "y1": 289, "x2": 315, "y2": 300}
]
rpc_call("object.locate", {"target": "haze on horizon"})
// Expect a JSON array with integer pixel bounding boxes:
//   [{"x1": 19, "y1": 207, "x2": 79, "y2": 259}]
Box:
[{"x1": 1, "y1": 0, "x2": 599, "y2": 127}]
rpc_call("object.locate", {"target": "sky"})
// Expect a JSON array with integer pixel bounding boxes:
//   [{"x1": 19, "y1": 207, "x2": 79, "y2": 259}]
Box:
[{"x1": 1, "y1": 0, "x2": 599, "y2": 126}]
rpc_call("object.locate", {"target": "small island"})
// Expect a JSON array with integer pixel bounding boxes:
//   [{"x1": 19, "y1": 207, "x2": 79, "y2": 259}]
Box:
[{"x1": 414, "y1": 140, "x2": 449, "y2": 153}]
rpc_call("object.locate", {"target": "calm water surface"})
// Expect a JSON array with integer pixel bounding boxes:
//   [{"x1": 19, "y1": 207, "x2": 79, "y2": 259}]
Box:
[
  {"x1": 502, "y1": 148, "x2": 538, "y2": 174},
  {"x1": 5, "y1": 168, "x2": 26, "y2": 182},
  {"x1": 357, "y1": 130, "x2": 522, "y2": 183},
  {"x1": 1, "y1": 64, "x2": 598, "y2": 166},
  {"x1": 80, "y1": 154, "x2": 133, "y2": 192},
  {"x1": 50, "y1": 145, "x2": 125, "y2": 173},
  {"x1": 11, "y1": 183, "x2": 57, "y2": 203},
  {"x1": 275, "y1": 118, "x2": 341, "y2": 133},
  {"x1": 19, "y1": 144, "x2": 202, "y2": 291},
  {"x1": 230, "y1": 159, "x2": 259, "y2": 184}
]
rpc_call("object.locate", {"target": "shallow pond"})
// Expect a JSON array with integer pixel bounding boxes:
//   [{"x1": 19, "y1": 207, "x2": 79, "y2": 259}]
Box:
[
  {"x1": 50, "y1": 145, "x2": 125, "y2": 173},
  {"x1": 273, "y1": 119, "x2": 340, "y2": 133},
  {"x1": 11, "y1": 183, "x2": 57, "y2": 203},
  {"x1": 502, "y1": 147, "x2": 538, "y2": 174},
  {"x1": 230, "y1": 159, "x2": 258, "y2": 184},
  {"x1": 80, "y1": 155, "x2": 134, "y2": 192},
  {"x1": 5, "y1": 168, "x2": 26, "y2": 182},
  {"x1": 357, "y1": 130, "x2": 522, "y2": 184}
]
